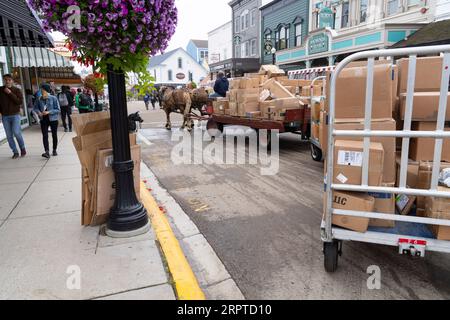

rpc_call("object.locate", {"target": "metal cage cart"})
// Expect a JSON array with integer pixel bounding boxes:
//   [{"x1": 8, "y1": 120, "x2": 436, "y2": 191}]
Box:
[
  {"x1": 309, "y1": 76, "x2": 327, "y2": 162},
  {"x1": 322, "y1": 45, "x2": 450, "y2": 272}
]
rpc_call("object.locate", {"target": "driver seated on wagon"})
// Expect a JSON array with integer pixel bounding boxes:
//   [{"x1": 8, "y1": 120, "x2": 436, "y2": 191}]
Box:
[{"x1": 209, "y1": 71, "x2": 229, "y2": 99}]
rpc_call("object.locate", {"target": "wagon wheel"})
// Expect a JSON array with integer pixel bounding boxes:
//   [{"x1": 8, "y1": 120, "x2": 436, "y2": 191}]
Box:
[
  {"x1": 206, "y1": 118, "x2": 223, "y2": 138},
  {"x1": 323, "y1": 241, "x2": 340, "y2": 273},
  {"x1": 311, "y1": 144, "x2": 323, "y2": 162}
]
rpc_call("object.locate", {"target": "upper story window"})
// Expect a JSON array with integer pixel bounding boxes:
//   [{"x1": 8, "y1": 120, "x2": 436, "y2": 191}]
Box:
[
  {"x1": 251, "y1": 9, "x2": 257, "y2": 27},
  {"x1": 312, "y1": 2, "x2": 321, "y2": 30},
  {"x1": 251, "y1": 39, "x2": 257, "y2": 56},
  {"x1": 200, "y1": 50, "x2": 208, "y2": 60},
  {"x1": 178, "y1": 57, "x2": 182, "y2": 69},
  {"x1": 235, "y1": 44, "x2": 241, "y2": 58},
  {"x1": 189, "y1": 71, "x2": 193, "y2": 82},
  {"x1": 295, "y1": 23, "x2": 302, "y2": 47},
  {"x1": 241, "y1": 41, "x2": 250, "y2": 58},
  {"x1": 240, "y1": 10, "x2": 249, "y2": 31},
  {"x1": 168, "y1": 70, "x2": 173, "y2": 81},
  {"x1": 387, "y1": 0, "x2": 399, "y2": 16},
  {"x1": 341, "y1": 1, "x2": 350, "y2": 28},
  {"x1": 360, "y1": 0, "x2": 368, "y2": 23},
  {"x1": 235, "y1": 17, "x2": 240, "y2": 33},
  {"x1": 275, "y1": 25, "x2": 289, "y2": 50},
  {"x1": 408, "y1": 0, "x2": 421, "y2": 6}
]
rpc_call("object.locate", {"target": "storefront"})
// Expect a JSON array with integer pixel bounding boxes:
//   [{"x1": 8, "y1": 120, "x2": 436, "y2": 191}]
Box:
[
  {"x1": 209, "y1": 57, "x2": 260, "y2": 79},
  {"x1": 275, "y1": 23, "x2": 422, "y2": 69}
]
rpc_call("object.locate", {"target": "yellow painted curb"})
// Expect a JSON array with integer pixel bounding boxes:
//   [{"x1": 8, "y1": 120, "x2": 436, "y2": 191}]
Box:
[{"x1": 140, "y1": 181, "x2": 206, "y2": 300}]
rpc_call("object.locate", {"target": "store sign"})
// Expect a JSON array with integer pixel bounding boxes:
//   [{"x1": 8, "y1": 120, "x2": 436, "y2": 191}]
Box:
[
  {"x1": 48, "y1": 41, "x2": 72, "y2": 57},
  {"x1": 176, "y1": 73, "x2": 185, "y2": 80},
  {"x1": 264, "y1": 39, "x2": 273, "y2": 55},
  {"x1": 234, "y1": 36, "x2": 241, "y2": 45},
  {"x1": 319, "y1": 7, "x2": 334, "y2": 29},
  {"x1": 309, "y1": 33, "x2": 329, "y2": 55}
]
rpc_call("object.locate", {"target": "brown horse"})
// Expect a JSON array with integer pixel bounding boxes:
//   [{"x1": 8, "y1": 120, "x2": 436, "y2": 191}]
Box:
[{"x1": 159, "y1": 86, "x2": 210, "y2": 131}]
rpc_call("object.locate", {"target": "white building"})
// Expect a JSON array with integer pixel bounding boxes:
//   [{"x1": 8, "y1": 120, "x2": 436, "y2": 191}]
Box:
[
  {"x1": 208, "y1": 21, "x2": 233, "y2": 65},
  {"x1": 148, "y1": 48, "x2": 208, "y2": 86},
  {"x1": 435, "y1": 0, "x2": 450, "y2": 21}
]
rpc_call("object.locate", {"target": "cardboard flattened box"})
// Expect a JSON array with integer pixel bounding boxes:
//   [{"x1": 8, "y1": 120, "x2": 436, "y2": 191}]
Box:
[
  {"x1": 261, "y1": 79, "x2": 295, "y2": 99},
  {"x1": 398, "y1": 56, "x2": 443, "y2": 94},
  {"x1": 324, "y1": 190, "x2": 374, "y2": 233},
  {"x1": 425, "y1": 187, "x2": 450, "y2": 240},
  {"x1": 333, "y1": 140, "x2": 384, "y2": 187},
  {"x1": 239, "y1": 77, "x2": 260, "y2": 89},
  {"x1": 416, "y1": 161, "x2": 450, "y2": 210},
  {"x1": 333, "y1": 64, "x2": 397, "y2": 119},
  {"x1": 259, "y1": 65, "x2": 285, "y2": 78},
  {"x1": 368, "y1": 182, "x2": 396, "y2": 228},
  {"x1": 410, "y1": 122, "x2": 450, "y2": 162},
  {"x1": 332, "y1": 118, "x2": 396, "y2": 183},
  {"x1": 400, "y1": 92, "x2": 450, "y2": 121},
  {"x1": 93, "y1": 145, "x2": 141, "y2": 226}
]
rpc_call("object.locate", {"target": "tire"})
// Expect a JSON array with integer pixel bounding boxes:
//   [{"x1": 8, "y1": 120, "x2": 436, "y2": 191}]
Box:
[
  {"x1": 311, "y1": 143, "x2": 323, "y2": 162},
  {"x1": 323, "y1": 241, "x2": 339, "y2": 273},
  {"x1": 206, "y1": 118, "x2": 223, "y2": 137}
]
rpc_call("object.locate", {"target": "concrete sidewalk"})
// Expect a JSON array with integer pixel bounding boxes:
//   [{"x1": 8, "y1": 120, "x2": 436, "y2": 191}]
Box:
[{"x1": 0, "y1": 125, "x2": 176, "y2": 300}]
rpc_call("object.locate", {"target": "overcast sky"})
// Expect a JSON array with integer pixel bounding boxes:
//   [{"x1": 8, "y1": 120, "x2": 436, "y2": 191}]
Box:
[{"x1": 166, "y1": 0, "x2": 273, "y2": 51}]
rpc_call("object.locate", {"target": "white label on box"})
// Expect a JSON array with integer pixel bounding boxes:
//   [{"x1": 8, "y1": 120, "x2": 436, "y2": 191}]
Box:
[
  {"x1": 105, "y1": 155, "x2": 114, "y2": 168},
  {"x1": 396, "y1": 194, "x2": 409, "y2": 211},
  {"x1": 336, "y1": 173, "x2": 348, "y2": 184},
  {"x1": 337, "y1": 150, "x2": 363, "y2": 167}
]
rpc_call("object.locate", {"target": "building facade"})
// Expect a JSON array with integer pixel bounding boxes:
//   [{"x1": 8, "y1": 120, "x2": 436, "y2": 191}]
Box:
[
  {"x1": 186, "y1": 40, "x2": 209, "y2": 64},
  {"x1": 260, "y1": 0, "x2": 310, "y2": 69},
  {"x1": 436, "y1": 0, "x2": 450, "y2": 21},
  {"x1": 275, "y1": 0, "x2": 439, "y2": 69},
  {"x1": 208, "y1": 21, "x2": 233, "y2": 65},
  {"x1": 148, "y1": 48, "x2": 208, "y2": 87}
]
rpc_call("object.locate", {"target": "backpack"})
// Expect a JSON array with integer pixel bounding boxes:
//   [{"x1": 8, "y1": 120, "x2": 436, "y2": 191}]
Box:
[
  {"x1": 80, "y1": 93, "x2": 91, "y2": 107},
  {"x1": 58, "y1": 92, "x2": 69, "y2": 107}
]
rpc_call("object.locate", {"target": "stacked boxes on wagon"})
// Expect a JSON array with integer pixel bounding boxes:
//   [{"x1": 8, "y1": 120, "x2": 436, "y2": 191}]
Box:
[
  {"x1": 212, "y1": 65, "x2": 313, "y2": 121},
  {"x1": 321, "y1": 56, "x2": 450, "y2": 240}
]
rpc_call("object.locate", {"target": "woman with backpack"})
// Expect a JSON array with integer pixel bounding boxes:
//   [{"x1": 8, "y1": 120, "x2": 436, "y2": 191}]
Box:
[
  {"x1": 75, "y1": 88, "x2": 93, "y2": 114},
  {"x1": 58, "y1": 86, "x2": 74, "y2": 132}
]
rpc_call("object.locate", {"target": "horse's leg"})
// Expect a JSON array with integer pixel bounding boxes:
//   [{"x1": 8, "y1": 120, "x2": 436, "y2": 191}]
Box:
[
  {"x1": 180, "y1": 106, "x2": 186, "y2": 130},
  {"x1": 165, "y1": 108, "x2": 172, "y2": 130},
  {"x1": 184, "y1": 100, "x2": 193, "y2": 132}
]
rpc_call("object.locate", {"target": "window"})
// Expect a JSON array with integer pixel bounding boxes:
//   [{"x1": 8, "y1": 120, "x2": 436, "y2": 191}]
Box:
[
  {"x1": 235, "y1": 44, "x2": 241, "y2": 58},
  {"x1": 312, "y1": 2, "x2": 322, "y2": 30},
  {"x1": 276, "y1": 26, "x2": 289, "y2": 50},
  {"x1": 295, "y1": 23, "x2": 302, "y2": 47},
  {"x1": 241, "y1": 11, "x2": 246, "y2": 30},
  {"x1": 387, "y1": 0, "x2": 399, "y2": 15},
  {"x1": 178, "y1": 57, "x2": 182, "y2": 69},
  {"x1": 341, "y1": 1, "x2": 349, "y2": 28},
  {"x1": 360, "y1": 0, "x2": 368, "y2": 23},
  {"x1": 251, "y1": 39, "x2": 257, "y2": 56},
  {"x1": 189, "y1": 72, "x2": 193, "y2": 82},
  {"x1": 235, "y1": 17, "x2": 240, "y2": 33},
  {"x1": 223, "y1": 48, "x2": 227, "y2": 60},
  {"x1": 251, "y1": 9, "x2": 256, "y2": 27},
  {"x1": 241, "y1": 41, "x2": 249, "y2": 58},
  {"x1": 245, "y1": 12, "x2": 250, "y2": 29},
  {"x1": 333, "y1": 4, "x2": 341, "y2": 30},
  {"x1": 240, "y1": 10, "x2": 249, "y2": 30},
  {"x1": 168, "y1": 70, "x2": 173, "y2": 81},
  {"x1": 408, "y1": 0, "x2": 421, "y2": 6}
]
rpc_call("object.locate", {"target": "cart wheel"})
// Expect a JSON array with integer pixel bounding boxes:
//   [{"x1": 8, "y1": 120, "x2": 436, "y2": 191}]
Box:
[
  {"x1": 311, "y1": 144, "x2": 323, "y2": 162},
  {"x1": 323, "y1": 241, "x2": 339, "y2": 273},
  {"x1": 206, "y1": 118, "x2": 223, "y2": 137},
  {"x1": 257, "y1": 129, "x2": 272, "y2": 149}
]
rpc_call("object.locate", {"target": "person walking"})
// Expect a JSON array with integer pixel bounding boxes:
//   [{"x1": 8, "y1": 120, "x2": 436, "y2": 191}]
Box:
[
  {"x1": 75, "y1": 88, "x2": 93, "y2": 114},
  {"x1": 58, "y1": 86, "x2": 74, "y2": 132},
  {"x1": 150, "y1": 92, "x2": 157, "y2": 110},
  {"x1": 26, "y1": 89, "x2": 39, "y2": 125},
  {"x1": 143, "y1": 93, "x2": 150, "y2": 110},
  {"x1": 0, "y1": 74, "x2": 26, "y2": 159},
  {"x1": 34, "y1": 83, "x2": 61, "y2": 158}
]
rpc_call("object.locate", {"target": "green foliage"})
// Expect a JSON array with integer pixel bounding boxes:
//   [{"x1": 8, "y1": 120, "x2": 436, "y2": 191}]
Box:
[{"x1": 133, "y1": 70, "x2": 156, "y2": 97}]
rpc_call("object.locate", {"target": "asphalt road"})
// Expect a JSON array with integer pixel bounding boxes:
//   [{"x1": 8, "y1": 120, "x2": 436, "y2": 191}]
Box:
[{"x1": 130, "y1": 102, "x2": 450, "y2": 300}]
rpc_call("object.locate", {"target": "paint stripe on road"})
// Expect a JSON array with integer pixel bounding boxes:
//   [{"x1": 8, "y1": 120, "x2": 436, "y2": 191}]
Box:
[
  {"x1": 137, "y1": 132, "x2": 153, "y2": 146},
  {"x1": 140, "y1": 181, "x2": 205, "y2": 300}
]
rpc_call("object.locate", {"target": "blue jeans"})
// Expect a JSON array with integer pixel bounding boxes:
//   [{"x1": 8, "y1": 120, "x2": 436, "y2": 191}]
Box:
[
  {"x1": 209, "y1": 92, "x2": 223, "y2": 98},
  {"x1": 2, "y1": 114, "x2": 25, "y2": 154}
]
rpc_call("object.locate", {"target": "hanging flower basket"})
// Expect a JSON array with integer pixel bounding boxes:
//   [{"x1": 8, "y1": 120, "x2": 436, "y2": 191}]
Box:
[{"x1": 29, "y1": 0, "x2": 178, "y2": 73}]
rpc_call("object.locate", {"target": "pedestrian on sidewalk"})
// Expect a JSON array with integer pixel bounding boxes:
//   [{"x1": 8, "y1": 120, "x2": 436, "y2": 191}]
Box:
[
  {"x1": 0, "y1": 74, "x2": 26, "y2": 159},
  {"x1": 58, "y1": 86, "x2": 74, "y2": 132},
  {"x1": 75, "y1": 88, "x2": 93, "y2": 113},
  {"x1": 26, "y1": 89, "x2": 39, "y2": 125},
  {"x1": 34, "y1": 83, "x2": 61, "y2": 159},
  {"x1": 144, "y1": 93, "x2": 150, "y2": 110},
  {"x1": 150, "y1": 92, "x2": 157, "y2": 110}
]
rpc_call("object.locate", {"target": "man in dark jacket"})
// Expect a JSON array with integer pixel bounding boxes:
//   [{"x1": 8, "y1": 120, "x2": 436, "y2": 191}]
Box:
[
  {"x1": 210, "y1": 72, "x2": 229, "y2": 98},
  {"x1": 58, "y1": 85, "x2": 74, "y2": 132},
  {"x1": 0, "y1": 74, "x2": 26, "y2": 159}
]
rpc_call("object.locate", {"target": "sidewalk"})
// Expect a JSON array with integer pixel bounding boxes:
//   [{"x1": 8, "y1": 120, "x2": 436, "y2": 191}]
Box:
[{"x1": 0, "y1": 125, "x2": 176, "y2": 300}]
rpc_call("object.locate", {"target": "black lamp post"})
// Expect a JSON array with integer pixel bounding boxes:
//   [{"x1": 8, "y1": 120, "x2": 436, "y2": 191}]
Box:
[{"x1": 105, "y1": 64, "x2": 149, "y2": 237}]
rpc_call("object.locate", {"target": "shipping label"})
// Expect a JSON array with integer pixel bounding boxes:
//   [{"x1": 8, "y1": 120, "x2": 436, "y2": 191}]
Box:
[{"x1": 338, "y1": 150, "x2": 363, "y2": 167}]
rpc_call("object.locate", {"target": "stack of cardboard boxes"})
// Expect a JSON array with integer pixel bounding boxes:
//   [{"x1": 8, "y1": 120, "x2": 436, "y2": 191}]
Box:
[
  {"x1": 322, "y1": 56, "x2": 450, "y2": 240},
  {"x1": 72, "y1": 112, "x2": 141, "y2": 226},
  {"x1": 212, "y1": 65, "x2": 307, "y2": 122}
]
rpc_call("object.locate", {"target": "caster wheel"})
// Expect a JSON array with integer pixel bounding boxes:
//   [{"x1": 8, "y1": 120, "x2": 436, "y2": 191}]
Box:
[
  {"x1": 311, "y1": 143, "x2": 323, "y2": 162},
  {"x1": 323, "y1": 241, "x2": 340, "y2": 273}
]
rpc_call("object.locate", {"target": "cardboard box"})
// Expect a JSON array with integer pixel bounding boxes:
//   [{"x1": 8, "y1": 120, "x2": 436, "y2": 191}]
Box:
[
  {"x1": 398, "y1": 56, "x2": 443, "y2": 94},
  {"x1": 93, "y1": 145, "x2": 141, "y2": 225},
  {"x1": 213, "y1": 100, "x2": 229, "y2": 114},
  {"x1": 239, "y1": 77, "x2": 260, "y2": 89},
  {"x1": 368, "y1": 182, "x2": 396, "y2": 228},
  {"x1": 410, "y1": 122, "x2": 450, "y2": 162},
  {"x1": 229, "y1": 79, "x2": 241, "y2": 90},
  {"x1": 285, "y1": 86, "x2": 298, "y2": 95},
  {"x1": 319, "y1": 110, "x2": 328, "y2": 151},
  {"x1": 272, "y1": 97, "x2": 304, "y2": 110},
  {"x1": 395, "y1": 156, "x2": 419, "y2": 188},
  {"x1": 260, "y1": 89, "x2": 271, "y2": 102},
  {"x1": 301, "y1": 85, "x2": 322, "y2": 97},
  {"x1": 238, "y1": 102, "x2": 259, "y2": 116},
  {"x1": 229, "y1": 102, "x2": 238, "y2": 116},
  {"x1": 425, "y1": 187, "x2": 450, "y2": 240},
  {"x1": 312, "y1": 122, "x2": 320, "y2": 140},
  {"x1": 395, "y1": 193, "x2": 416, "y2": 215},
  {"x1": 228, "y1": 89, "x2": 238, "y2": 102},
  {"x1": 237, "y1": 93, "x2": 259, "y2": 104},
  {"x1": 332, "y1": 64, "x2": 397, "y2": 119},
  {"x1": 333, "y1": 140, "x2": 384, "y2": 186},
  {"x1": 261, "y1": 79, "x2": 295, "y2": 99},
  {"x1": 416, "y1": 161, "x2": 450, "y2": 209},
  {"x1": 326, "y1": 119, "x2": 396, "y2": 183},
  {"x1": 245, "y1": 111, "x2": 261, "y2": 119},
  {"x1": 400, "y1": 92, "x2": 450, "y2": 121},
  {"x1": 259, "y1": 65, "x2": 285, "y2": 78},
  {"x1": 324, "y1": 190, "x2": 374, "y2": 233},
  {"x1": 260, "y1": 103, "x2": 275, "y2": 119},
  {"x1": 312, "y1": 101, "x2": 321, "y2": 121},
  {"x1": 72, "y1": 111, "x2": 110, "y2": 136}
]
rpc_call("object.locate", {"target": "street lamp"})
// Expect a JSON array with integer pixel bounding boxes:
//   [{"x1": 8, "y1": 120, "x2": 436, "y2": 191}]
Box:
[{"x1": 271, "y1": 47, "x2": 277, "y2": 65}]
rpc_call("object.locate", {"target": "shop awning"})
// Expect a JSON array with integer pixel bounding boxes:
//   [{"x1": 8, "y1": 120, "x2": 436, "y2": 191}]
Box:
[
  {"x1": 11, "y1": 46, "x2": 72, "y2": 68},
  {"x1": 0, "y1": 0, "x2": 53, "y2": 48},
  {"x1": 391, "y1": 20, "x2": 450, "y2": 48}
]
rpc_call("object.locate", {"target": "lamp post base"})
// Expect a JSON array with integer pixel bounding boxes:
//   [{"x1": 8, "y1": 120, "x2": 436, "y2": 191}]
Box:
[{"x1": 106, "y1": 221, "x2": 151, "y2": 239}]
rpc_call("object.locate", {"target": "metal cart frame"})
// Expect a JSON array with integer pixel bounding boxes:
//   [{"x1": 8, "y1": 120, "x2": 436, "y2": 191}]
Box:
[
  {"x1": 322, "y1": 45, "x2": 450, "y2": 272},
  {"x1": 309, "y1": 75, "x2": 328, "y2": 162}
]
